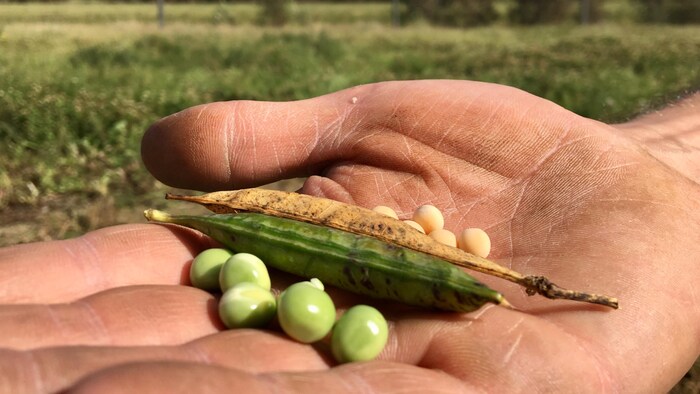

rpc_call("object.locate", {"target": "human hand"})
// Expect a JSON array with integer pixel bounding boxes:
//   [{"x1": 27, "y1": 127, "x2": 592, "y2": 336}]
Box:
[{"x1": 1, "y1": 80, "x2": 698, "y2": 393}]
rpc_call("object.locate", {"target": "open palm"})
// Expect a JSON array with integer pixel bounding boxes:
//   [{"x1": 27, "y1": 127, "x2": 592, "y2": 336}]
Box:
[{"x1": 1, "y1": 81, "x2": 698, "y2": 393}]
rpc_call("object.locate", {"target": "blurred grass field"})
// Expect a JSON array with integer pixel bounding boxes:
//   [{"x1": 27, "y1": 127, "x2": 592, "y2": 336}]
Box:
[
  {"x1": 0, "y1": 3, "x2": 698, "y2": 390},
  {"x1": 0, "y1": 2, "x2": 699, "y2": 244}
]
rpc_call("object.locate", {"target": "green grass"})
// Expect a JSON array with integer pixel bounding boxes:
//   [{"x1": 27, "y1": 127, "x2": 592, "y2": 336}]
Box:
[
  {"x1": 0, "y1": 2, "x2": 392, "y2": 25},
  {"x1": 0, "y1": 2, "x2": 699, "y2": 222},
  {"x1": 0, "y1": 1, "x2": 648, "y2": 25}
]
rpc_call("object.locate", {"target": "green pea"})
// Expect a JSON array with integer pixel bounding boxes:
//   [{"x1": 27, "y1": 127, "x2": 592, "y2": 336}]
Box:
[
  {"x1": 190, "y1": 248, "x2": 233, "y2": 291},
  {"x1": 331, "y1": 305, "x2": 388, "y2": 364},
  {"x1": 277, "y1": 279, "x2": 336, "y2": 343},
  {"x1": 218, "y1": 282, "x2": 277, "y2": 329},
  {"x1": 219, "y1": 253, "x2": 271, "y2": 292}
]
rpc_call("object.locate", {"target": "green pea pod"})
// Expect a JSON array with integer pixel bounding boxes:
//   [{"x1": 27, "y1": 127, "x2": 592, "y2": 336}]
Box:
[
  {"x1": 145, "y1": 209, "x2": 506, "y2": 312},
  {"x1": 163, "y1": 189, "x2": 618, "y2": 309}
]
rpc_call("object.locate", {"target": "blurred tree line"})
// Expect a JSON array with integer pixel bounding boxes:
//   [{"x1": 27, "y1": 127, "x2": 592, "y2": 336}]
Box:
[
  {"x1": 213, "y1": 0, "x2": 699, "y2": 26},
  {"x1": 400, "y1": 0, "x2": 700, "y2": 26},
  {"x1": 3, "y1": 0, "x2": 699, "y2": 25},
  {"x1": 250, "y1": 0, "x2": 700, "y2": 26}
]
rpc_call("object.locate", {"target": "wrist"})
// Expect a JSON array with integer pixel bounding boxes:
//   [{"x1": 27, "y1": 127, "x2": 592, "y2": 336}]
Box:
[
  {"x1": 615, "y1": 91, "x2": 700, "y2": 183},
  {"x1": 617, "y1": 91, "x2": 700, "y2": 136}
]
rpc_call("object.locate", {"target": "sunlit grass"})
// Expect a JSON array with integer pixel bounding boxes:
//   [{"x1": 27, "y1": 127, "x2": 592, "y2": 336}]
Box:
[{"x1": 0, "y1": 2, "x2": 391, "y2": 25}]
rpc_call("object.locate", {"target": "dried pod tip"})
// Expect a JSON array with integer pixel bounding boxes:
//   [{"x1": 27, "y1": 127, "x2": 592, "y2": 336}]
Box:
[
  {"x1": 144, "y1": 209, "x2": 173, "y2": 223},
  {"x1": 498, "y1": 296, "x2": 514, "y2": 309}
]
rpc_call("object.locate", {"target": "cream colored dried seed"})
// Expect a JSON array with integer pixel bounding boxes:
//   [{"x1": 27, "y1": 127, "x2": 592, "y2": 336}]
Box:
[
  {"x1": 458, "y1": 228, "x2": 491, "y2": 258},
  {"x1": 412, "y1": 205, "x2": 444, "y2": 234},
  {"x1": 402, "y1": 220, "x2": 425, "y2": 234},
  {"x1": 372, "y1": 205, "x2": 398, "y2": 220},
  {"x1": 429, "y1": 228, "x2": 457, "y2": 247}
]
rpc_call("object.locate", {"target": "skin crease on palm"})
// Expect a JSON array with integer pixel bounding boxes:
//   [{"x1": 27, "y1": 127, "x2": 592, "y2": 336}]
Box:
[{"x1": 0, "y1": 80, "x2": 698, "y2": 393}]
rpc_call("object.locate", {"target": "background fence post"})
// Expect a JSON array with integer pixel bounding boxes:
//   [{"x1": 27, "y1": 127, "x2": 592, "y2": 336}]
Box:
[
  {"x1": 391, "y1": 0, "x2": 400, "y2": 27},
  {"x1": 157, "y1": 0, "x2": 164, "y2": 28},
  {"x1": 580, "y1": 0, "x2": 590, "y2": 24}
]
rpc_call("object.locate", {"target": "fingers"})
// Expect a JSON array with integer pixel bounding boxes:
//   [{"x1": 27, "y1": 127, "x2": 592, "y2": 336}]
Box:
[
  {"x1": 1, "y1": 295, "x2": 611, "y2": 392},
  {"x1": 1, "y1": 330, "x2": 329, "y2": 393},
  {"x1": 0, "y1": 286, "x2": 221, "y2": 350},
  {"x1": 63, "y1": 304, "x2": 616, "y2": 394},
  {"x1": 68, "y1": 362, "x2": 270, "y2": 394},
  {"x1": 68, "y1": 361, "x2": 469, "y2": 394},
  {"x1": 0, "y1": 224, "x2": 215, "y2": 304},
  {"x1": 142, "y1": 80, "x2": 578, "y2": 192}
]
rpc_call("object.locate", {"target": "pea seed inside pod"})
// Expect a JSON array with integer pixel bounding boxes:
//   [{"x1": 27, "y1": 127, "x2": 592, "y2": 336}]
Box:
[
  {"x1": 402, "y1": 220, "x2": 426, "y2": 234},
  {"x1": 277, "y1": 279, "x2": 336, "y2": 343},
  {"x1": 190, "y1": 248, "x2": 233, "y2": 291},
  {"x1": 412, "y1": 205, "x2": 444, "y2": 234},
  {"x1": 372, "y1": 205, "x2": 398, "y2": 219},
  {"x1": 219, "y1": 253, "x2": 271, "y2": 292},
  {"x1": 331, "y1": 305, "x2": 388, "y2": 364},
  {"x1": 429, "y1": 228, "x2": 457, "y2": 247},
  {"x1": 218, "y1": 282, "x2": 276, "y2": 329},
  {"x1": 458, "y1": 228, "x2": 491, "y2": 258}
]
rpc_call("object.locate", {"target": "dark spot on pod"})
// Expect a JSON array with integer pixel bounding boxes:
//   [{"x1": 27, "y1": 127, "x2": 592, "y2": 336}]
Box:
[
  {"x1": 431, "y1": 284, "x2": 445, "y2": 303},
  {"x1": 360, "y1": 267, "x2": 374, "y2": 290},
  {"x1": 385, "y1": 277, "x2": 391, "y2": 286},
  {"x1": 383, "y1": 243, "x2": 399, "y2": 252},
  {"x1": 454, "y1": 290, "x2": 465, "y2": 305},
  {"x1": 229, "y1": 234, "x2": 237, "y2": 243},
  {"x1": 343, "y1": 266, "x2": 356, "y2": 286},
  {"x1": 386, "y1": 226, "x2": 394, "y2": 235},
  {"x1": 454, "y1": 290, "x2": 479, "y2": 308}
]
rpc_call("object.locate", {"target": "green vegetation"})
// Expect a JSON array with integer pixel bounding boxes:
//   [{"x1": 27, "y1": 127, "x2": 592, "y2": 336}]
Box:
[
  {"x1": 402, "y1": 0, "x2": 498, "y2": 27},
  {"x1": 635, "y1": 0, "x2": 700, "y2": 24},
  {"x1": 0, "y1": 2, "x2": 699, "y2": 245},
  {"x1": 0, "y1": 2, "x2": 392, "y2": 25}
]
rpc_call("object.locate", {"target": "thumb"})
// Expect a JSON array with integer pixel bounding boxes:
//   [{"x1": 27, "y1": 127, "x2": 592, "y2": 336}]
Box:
[
  {"x1": 140, "y1": 87, "x2": 363, "y2": 191},
  {"x1": 141, "y1": 80, "x2": 564, "y2": 192}
]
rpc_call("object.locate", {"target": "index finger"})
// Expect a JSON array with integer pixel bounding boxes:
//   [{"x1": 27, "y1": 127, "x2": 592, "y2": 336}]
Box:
[{"x1": 0, "y1": 224, "x2": 215, "y2": 304}]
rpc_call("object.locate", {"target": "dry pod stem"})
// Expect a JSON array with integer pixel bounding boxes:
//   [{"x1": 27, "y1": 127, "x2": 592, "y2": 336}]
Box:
[{"x1": 160, "y1": 189, "x2": 619, "y2": 309}]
